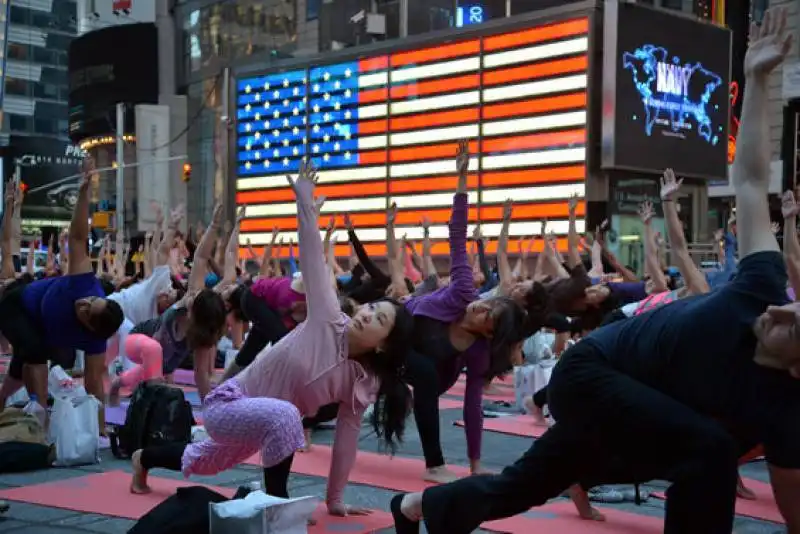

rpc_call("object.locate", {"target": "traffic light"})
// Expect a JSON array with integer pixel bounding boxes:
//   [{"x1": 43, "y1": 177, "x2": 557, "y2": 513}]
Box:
[
  {"x1": 19, "y1": 182, "x2": 28, "y2": 195},
  {"x1": 182, "y1": 163, "x2": 192, "y2": 182}
]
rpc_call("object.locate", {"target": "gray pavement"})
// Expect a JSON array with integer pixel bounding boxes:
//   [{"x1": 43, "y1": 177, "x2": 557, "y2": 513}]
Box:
[{"x1": 0, "y1": 395, "x2": 787, "y2": 533}]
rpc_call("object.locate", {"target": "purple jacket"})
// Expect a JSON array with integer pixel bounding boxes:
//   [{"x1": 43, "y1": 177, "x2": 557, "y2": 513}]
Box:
[{"x1": 405, "y1": 192, "x2": 488, "y2": 461}]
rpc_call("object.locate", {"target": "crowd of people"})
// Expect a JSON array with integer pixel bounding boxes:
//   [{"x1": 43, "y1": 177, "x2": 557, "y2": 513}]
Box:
[{"x1": 0, "y1": 6, "x2": 797, "y2": 533}]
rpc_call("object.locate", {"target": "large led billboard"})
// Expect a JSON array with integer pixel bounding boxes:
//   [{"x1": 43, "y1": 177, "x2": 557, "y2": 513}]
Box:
[
  {"x1": 236, "y1": 16, "x2": 590, "y2": 256},
  {"x1": 602, "y1": 1, "x2": 731, "y2": 180}
]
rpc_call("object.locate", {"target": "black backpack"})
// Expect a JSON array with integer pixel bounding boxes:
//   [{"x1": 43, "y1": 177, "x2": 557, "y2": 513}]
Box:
[{"x1": 110, "y1": 381, "x2": 194, "y2": 459}]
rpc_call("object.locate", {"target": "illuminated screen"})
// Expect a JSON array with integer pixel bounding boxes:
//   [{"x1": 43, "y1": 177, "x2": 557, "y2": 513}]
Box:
[
  {"x1": 603, "y1": 2, "x2": 731, "y2": 180},
  {"x1": 236, "y1": 17, "x2": 589, "y2": 256}
]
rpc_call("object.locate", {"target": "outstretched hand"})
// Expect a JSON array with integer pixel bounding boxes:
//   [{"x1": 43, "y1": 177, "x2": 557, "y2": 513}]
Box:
[
  {"x1": 328, "y1": 503, "x2": 372, "y2": 517},
  {"x1": 781, "y1": 190, "x2": 798, "y2": 219},
  {"x1": 638, "y1": 201, "x2": 654, "y2": 224},
  {"x1": 745, "y1": 7, "x2": 793, "y2": 78},
  {"x1": 455, "y1": 139, "x2": 470, "y2": 176},
  {"x1": 660, "y1": 168, "x2": 683, "y2": 201}
]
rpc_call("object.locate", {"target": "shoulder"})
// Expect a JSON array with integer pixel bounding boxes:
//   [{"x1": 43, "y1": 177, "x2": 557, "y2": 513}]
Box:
[{"x1": 724, "y1": 251, "x2": 788, "y2": 304}]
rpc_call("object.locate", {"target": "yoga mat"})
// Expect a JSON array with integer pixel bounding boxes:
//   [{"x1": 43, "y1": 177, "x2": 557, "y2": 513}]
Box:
[
  {"x1": 484, "y1": 501, "x2": 662, "y2": 533},
  {"x1": 455, "y1": 415, "x2": 547, "y2": 438},
  {"x1": 172, "y1": 368, "x2": 224, "y2": 386},
  {"x1": 0, "y1": 470, "x2": 392, "y2": 533},
  {"x1": 447, "y1": 380, "x2": 516, "y2": 402},
  {"x1": 438, "y1": 397, "x2": 462, "y2": 410},
  {"x1": 246, "y1": 445, "x2": 470, "y2": 493},
  {"x1": 652, "y1": 478, "x2": 782, "y2": 523}
]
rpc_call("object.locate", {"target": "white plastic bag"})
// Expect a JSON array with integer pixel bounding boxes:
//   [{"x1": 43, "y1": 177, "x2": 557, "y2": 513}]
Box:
[
  {"x1": 513, "y1": 360, "x2": 555, "y2": 412},
  {"x1": 51, "y1": 394, "x2": 101, "y2": 466},
  {"x1": 48, "y1": 365, "x2": 83, "y2": 397},
  {"x1": 209, "y1": 490, "x2": 318, "y2": 534}
]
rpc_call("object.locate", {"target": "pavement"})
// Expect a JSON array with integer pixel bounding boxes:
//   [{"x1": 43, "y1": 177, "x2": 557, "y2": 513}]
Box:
[{"x1": 0, "y1": 387, "x2": 788, "y2": 534}]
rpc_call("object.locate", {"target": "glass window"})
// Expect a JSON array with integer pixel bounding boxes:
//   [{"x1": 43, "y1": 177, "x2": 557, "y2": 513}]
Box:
[
  {"x1": 32, "y1": 47, "x2": 57, "y2": 65},
  {"x1": 9, "y1": 6, "x2": 28, "y2": 25},
  {"x1": 34, "y1": 118, "x2": 57, "y2": 134},
  {"x1": 5, "y1": 77, "x2": 31, "y2": 96},
  {"x1": 9, "y1": 114, "x2": 31, "y2": 132},
  {"x1": 661, "y1": 0, "x2": 683, "y2": 10},
  {"x1": 752, "y1": 0, "x2": 769, "y2": 23},
  {"x1": 7, "y1": 43, "x2": 28, "y2": 60}
]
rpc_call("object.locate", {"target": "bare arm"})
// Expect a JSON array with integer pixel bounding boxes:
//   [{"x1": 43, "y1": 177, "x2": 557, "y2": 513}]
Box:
[
  {"x1": 187, "y1": 203, "x2": 222, "y2": 293},
  {"x1": 217, "y1": 206, "x2": 245, "y2": 291},
  {"x1": 781, "y1": 191, "x2": 800, "y2": 298},
  {"x1": 421, "y1": 216, "x2": 436, "y2": 278},
  {"x1": 496, "y1": 199, "x2": 514, "y2": 292},
  {"x1": 768, "y1": 464, "x2": 800, "y2": 533},
  {"x1": 638, "y1": 201, "x2": 668, "y2": 292},
  {"x1": 67, "y1": 158, "x2": 94, "y2": 275},
  {"x1": 386, "y1": 203, "x2": 405, "y2": 290},
  {"x1": 0, "y1": 187, "x2": 16, "y2": 279},
  {"x1": 566, "y1": 195, "x2": 581, "y2": 268},
  {"x1": 259, "y1": 227, "x2": 279, "y2": 277},
  {"x1": 730, "y1": 14, "x2": 790, "y2": 257}
]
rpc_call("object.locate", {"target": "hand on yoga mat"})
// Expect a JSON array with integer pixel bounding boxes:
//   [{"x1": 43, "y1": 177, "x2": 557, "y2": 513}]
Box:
[{"x1": 328, "y1": 503, "x2": 372, "y2": 517}]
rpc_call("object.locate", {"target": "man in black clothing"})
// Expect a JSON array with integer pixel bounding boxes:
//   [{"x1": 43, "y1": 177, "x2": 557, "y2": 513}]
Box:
[{"x1": 390, "y1": 8, "x2": 800, "y2": 534}]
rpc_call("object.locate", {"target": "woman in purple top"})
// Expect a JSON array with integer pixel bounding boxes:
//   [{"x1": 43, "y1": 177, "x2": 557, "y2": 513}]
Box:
[
  {"x1": 403, "y1": 142, "x2": 527, "y2": 482},
  {"x1": 0, "y1": 159, "x2": 124, "y2": 418}
]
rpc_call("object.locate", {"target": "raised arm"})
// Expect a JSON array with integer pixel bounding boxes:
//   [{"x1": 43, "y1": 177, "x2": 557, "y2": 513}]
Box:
[
  {"x1": 638, "y1": 201, "x2": 668, "y2": 292},
  {"x1": 781, "y1": 191, "x2": 800, "y2": 299},
  {"x1": 67, "y1": 158, "x2": 94, "y2": 275},
  {"x1": 187, "y1": 203, "x2": 222, "y2": 292},
  {"x1": 731, "y1": 12, "x2": 788, "y2": 257},
  {"x1": 660, "y1": 169, "x2": 709, "y2": 294},
  {"x1": 442, "y1": 140, "x2": 476, "y2": 304},
  {"x1": 0, "y1": 187, "x2": 17, "y2": 279},
  {"x1": 566, "y1": 195, "x2": 581, "y2": 269},
  {"x1": 287, "y1": 162, "x2": 340, "y2": 322},
  {"x1": 216, "y1": 206, "x2": 245, "y2": 290},
  {"x1": 496, "y1": 199, "x2": 514, "y2": 292},
  {"x1": 345, "y1": 213, "x2": 390, "y2": 285}
]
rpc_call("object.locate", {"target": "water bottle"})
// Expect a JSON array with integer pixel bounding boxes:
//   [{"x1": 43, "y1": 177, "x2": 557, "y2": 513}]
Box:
[{"x1": 23, "y1": 394, "x2": 47, "y2": 428}]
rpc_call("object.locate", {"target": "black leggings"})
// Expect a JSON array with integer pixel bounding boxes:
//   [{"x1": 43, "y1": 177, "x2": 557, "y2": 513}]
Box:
[
  {"x1": 0, "y1": 281, "x2": 46, "y2": 380},
  {"x1": 234, "y1": 289, "x2": 290, "y2": 369},
  {"x1": 532, "y1": 386, "x2": 548, "y2": 409},
  {"x1": 403, "y1": 350, "x2": 459, "y2": 469},
  {"x1": 420, "y1": 342, "x2": 740, "y2": 534},
  {"x1": 139, "y1": 403, "x2": 339, "y2": 496}
]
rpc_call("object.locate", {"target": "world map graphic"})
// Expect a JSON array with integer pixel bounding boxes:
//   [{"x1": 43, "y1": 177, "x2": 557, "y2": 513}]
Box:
[{"x1": 622, "y1": 44, "x2": 724, "y2": 146}]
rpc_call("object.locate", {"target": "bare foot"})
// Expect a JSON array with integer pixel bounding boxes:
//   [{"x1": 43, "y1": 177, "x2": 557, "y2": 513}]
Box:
[
  {"x1": 307, "y1": 518, "x2": 317, "y2": 526},
  {"x1": 298, "y1": 429, "x2": 312, "y2": 452},
  {"x1": 130, "y1": 450, "x2": 152, "y2": 494},
  {"x1": 737, "y1": 480, "x2": 757, "y2": 500},
  {"x1": 569, "y1": 485, "x2": 606, "y2": 521},
  {"x1": 483, "y1": 384, "x2": 503, "y2": 396},
  {"x1": 400, "y1": 492, "x2": 423, "y2": 521},
  {"x1": 524, "y1": 398, "x2": 547, "y2": 427},
  {"x1": 107, "y1": 379, "x2": 122, "y2": 407},
  {"x1": 423, "y1": 466, "x2": 460, "y2": 483}
]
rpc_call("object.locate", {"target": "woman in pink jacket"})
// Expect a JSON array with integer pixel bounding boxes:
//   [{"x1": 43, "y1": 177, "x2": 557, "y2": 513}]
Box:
[{"x1": 129, "y1": 162, "x2": 414, "y2": 516}]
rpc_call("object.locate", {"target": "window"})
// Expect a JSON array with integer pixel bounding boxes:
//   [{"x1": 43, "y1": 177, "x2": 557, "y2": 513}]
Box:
[
  {"x1": 5, "y1": 77, "x2": 31, "y2": 96},
  {"x1": 7, "y1": 43, "x2": 28, "y2": 60},
  {"x1": 32, "y1": 47, "x2": 57, "y2": 65},
  {"x1": 34, "y1": 118, "x2": 58, "y2": 134},
  {"x1": 661, "y1": 0, "x2": 683, "y2": 10},
  {"x1": 9, "y1": 114, "x2": 31, "y2": 132}
]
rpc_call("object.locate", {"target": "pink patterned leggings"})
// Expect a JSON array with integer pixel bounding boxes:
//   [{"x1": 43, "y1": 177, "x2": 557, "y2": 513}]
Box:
[
  {"x1": 181, "y1": 379, "x2": 305, "y2": 476},
  {"x1": 117, "y1": 334, "x2": 163, "y2": 388}
]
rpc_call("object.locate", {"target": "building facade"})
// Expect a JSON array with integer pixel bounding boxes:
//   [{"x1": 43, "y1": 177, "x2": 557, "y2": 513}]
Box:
[{"x1": 2, "y1": 0, "x2": 77, "y2": 144}]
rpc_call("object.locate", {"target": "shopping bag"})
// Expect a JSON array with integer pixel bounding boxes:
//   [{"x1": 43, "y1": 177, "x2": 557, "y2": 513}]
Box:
[
  {"x1": 51, "y1": 394, "x2": 101, "y2": 466},
  {"x1": 513, "y1": 360, "x2": 555, "y2": 412},
  {"x1": 209, "y1": 490, "x2": 318, "y2": 534},
  {"x1": 48, "y1": 366, "x2": 84, "y2": 397}
]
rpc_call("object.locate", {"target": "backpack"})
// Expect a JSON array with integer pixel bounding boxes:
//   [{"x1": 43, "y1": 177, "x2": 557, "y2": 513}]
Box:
[
  {"x1": 128, "y1": 485, "x2": 252, "y2": 534},
  {"x1": 110, "y1": 381, "x2": 194, "y2": 459}
]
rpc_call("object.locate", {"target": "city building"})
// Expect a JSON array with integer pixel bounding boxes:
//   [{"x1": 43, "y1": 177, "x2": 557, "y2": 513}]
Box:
[{"x1": 2, "y1": 0, "x2": 77, "y2": 144}]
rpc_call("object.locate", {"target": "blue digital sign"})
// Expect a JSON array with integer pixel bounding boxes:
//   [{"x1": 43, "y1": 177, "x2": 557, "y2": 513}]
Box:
[{"x1": 456, "y1": 5, "x2": 485, "y2": 27}]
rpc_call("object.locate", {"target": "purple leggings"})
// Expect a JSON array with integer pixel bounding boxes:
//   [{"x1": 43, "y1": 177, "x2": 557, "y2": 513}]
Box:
[{"x1": 181, "y1": 379, "x2": 304, "y2": 476}]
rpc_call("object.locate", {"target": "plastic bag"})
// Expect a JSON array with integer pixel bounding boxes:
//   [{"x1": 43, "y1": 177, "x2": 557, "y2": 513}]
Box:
[
  {"x1": 209, "y1": 490, "x2": 318, "y2": 534},
  {"x1": 48, "y1": 366, "x2": 84, "y2": 397},
  {"x1": 51, "y1": 394, "x2": 101, "y2": 466}
]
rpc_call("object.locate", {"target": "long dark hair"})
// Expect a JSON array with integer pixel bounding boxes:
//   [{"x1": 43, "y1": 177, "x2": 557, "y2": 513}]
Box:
[
  {"x1": 360, "y1": 297, "x2": 413, "y2": 453},
  {"x1": 522, "y1": 281, "x2": 549, "y2": 337},
  {"x1": 486, "y1": 296, "x2": 528, "y2": 380},
  {"x1": 186, "y1": 288, "x2": 228, "y2": 349}
]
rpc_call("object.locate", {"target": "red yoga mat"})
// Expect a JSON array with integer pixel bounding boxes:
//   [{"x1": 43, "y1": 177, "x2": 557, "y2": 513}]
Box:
[
  {"x1": 484, "y1": 501, "x2": 662, "y2": 533},
  {"x1": 447, "y1": 380, "x2": 516, "y2": 402},
  {"x1": 455, "y1": 415, "x2": 547, "y2": 438},
  {"x1": 246, "y1": 444, "x2": 470, "y2": 493},
  {"x1": 0, "y1": 470, "x2": 393, "y2": 533},
  {"x1": 652, "y1": 477, "x2": 782, "y2": 523}
]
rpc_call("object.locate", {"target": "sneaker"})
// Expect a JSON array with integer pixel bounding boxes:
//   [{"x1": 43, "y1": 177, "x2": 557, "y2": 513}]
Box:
[{"x1": 587, "y1": 487, "x2": 625, "y2": 503}]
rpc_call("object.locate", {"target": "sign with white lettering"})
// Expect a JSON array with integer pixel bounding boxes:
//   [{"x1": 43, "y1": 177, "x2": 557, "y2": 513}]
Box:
[
  {"x1": 456, "y1": 5, "x2": 486, "y2": 28},
  {"x1": 602, "y1": 0, "x2": 731, "y2": 180}
]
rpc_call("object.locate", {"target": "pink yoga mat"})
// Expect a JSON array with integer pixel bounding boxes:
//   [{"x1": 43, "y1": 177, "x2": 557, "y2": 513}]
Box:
[
  {"x1": 246, "y1": 444, "x2": 470, "y2": 493},
  {"x1": 438, "y1": 397, "x2": 462, "y2": 410},
  {"x1": 446, "y1": 380, "x2": 516, "y2": 402},
  {"x1": 653, "y1": 478, "x2": 782, "y2": 523},
  {"x1": 484, "y1": 501, "x2": 662, "y2": 533},
  {"x1": 172, "y1": 368, "x2": 224, "y2": 386},
  {"x1": 0, "y1": 470, "x2": 392, "y2": 533},
  {"x1": 455, "y1": 415, "x2": 547, "y2": 438}
]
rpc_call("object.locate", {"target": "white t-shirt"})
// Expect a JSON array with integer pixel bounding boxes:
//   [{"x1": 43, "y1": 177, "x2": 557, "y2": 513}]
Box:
[{"x1": 108, "y1": 265, "x2": 172, "y2": 325}]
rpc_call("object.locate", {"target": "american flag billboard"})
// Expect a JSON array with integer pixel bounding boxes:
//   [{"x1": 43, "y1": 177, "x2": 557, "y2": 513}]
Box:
[{"x1": 236, "y1": 16, "x2": 590, "y2": 257}]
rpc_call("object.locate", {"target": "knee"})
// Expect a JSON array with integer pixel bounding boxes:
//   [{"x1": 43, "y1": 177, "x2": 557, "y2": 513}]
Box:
[{"x1": 692, "y1": 426, "x2": 739, "y2": 472}]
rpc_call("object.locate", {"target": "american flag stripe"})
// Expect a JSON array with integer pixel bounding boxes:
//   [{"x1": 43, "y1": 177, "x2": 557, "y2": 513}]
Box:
[{"x1": 236, "y1": 17, "x2": 589, "y2": 255}]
